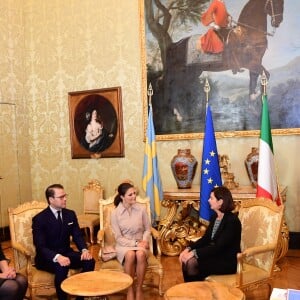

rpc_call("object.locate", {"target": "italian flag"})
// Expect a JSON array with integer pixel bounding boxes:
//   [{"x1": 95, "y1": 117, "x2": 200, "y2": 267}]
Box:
[{"x1": 256, "y1": 95, "x2": 281, "y2": 205}]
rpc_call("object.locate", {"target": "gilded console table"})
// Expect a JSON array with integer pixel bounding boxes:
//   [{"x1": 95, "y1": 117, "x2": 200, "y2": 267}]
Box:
[{"x1": 158, "y1": 185, "x2": 288, "y2": 257}]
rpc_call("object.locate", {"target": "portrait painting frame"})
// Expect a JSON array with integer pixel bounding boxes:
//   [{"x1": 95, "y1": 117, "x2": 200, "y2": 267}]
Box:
[
  {"x1": 68, "y1": 87, "x2": 124, "y2": 158},
  {"x1": 140, "y1": 0, "x2": 300, "y2": 141}
]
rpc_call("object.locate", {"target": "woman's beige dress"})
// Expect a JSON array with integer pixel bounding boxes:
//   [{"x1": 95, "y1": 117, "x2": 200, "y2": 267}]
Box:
[{"x1": 111, "y1": 202, "x2": 151, "y2": 263}]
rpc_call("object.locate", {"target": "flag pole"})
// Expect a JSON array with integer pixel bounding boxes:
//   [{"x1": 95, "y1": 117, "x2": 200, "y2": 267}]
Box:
[
  {"x1": 204, "y1": 77, "x2": 210, "y2": 109},
  {"x1": 257, "y1": 71, "x2": 282, "y2": 205},
  {"x1": 200, "y1": 77, "x2": 210, "y2": 227},
  {"x1": 143, "y1": 82, "x2": 163, "y2": 225},
  {"x1": 147, "y1": 83, "x2": 153, "y2": 106},
  {"x1": 199, "y1": 77, "x2": 222, "y2": 226},
  {"x1": 261, "y1": 71, "x2": 267, "y2": 96}
]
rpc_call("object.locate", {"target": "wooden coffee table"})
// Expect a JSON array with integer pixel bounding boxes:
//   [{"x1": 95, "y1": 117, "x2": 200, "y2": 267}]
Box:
[
  {"x1": 164, "y1": 281, "x2": 245, "y2": 300},
  {"x1": 61, "y1": 270, "x2": 132, "y2": 298}
]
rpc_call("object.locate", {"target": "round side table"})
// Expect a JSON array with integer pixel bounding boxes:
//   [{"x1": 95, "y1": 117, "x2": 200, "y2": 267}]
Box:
[
  {"x1": 61, "y1": 270, "x2": 132, "y2": 298},
  {"x1": 164, "y1": 281, "x2": 245, "y2": 300}
]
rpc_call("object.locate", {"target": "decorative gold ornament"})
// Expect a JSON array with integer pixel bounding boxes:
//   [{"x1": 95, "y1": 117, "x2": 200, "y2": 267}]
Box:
[{"x1": 219, "y1": 154, "x2": 239, "y2": 189}]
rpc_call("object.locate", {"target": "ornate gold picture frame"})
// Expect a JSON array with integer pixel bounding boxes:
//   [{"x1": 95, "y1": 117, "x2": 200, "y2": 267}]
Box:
[
  {"x1": 68, "y1": 87, "x2": 124, "y2": 158},
  {"x1": 140, "y1": 0, "x2": 300, "y2": 140}
]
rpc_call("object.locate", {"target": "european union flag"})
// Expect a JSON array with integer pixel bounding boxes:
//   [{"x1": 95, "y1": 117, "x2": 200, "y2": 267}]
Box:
[
  {"x1": 142, "y1": 103, "x2": 163, "y2": 224},
  {"x1": 199, "y1": 105, "x2": 222, "y2": 224}
]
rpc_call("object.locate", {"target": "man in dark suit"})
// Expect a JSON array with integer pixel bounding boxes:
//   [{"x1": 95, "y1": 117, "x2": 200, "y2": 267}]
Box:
[{"x1": 32, "y1": 183, "x2": 95, "y2": 300}]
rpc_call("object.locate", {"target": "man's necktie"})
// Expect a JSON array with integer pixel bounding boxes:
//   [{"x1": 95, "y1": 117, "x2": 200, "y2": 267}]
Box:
[{"x1": 57, "y1": 210, "x2": 63, "y2": 231}]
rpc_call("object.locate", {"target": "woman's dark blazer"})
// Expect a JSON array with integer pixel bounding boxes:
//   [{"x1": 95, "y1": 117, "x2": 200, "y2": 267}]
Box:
[{"x1": 190, "y1": 212, "x2": 242, "y2": 279}]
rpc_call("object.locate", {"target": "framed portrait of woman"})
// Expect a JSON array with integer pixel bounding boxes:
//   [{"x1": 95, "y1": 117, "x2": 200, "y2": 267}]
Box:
[{"x1": 68, "y1": 87, "x2": 124, "y2": 158}]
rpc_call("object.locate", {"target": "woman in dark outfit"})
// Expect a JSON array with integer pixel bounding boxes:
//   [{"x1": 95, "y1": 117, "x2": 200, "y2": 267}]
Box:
[
  {"x1": 179, "y1": 186, "x2": 241, "y2": 281},
  {"x1": 0, "y1": 243, "x2": 28, "y2": 299}
]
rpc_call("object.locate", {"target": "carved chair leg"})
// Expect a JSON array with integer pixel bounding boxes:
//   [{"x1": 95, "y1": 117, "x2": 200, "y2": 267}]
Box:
[
  {"x1": 158, "y1": 271, "x2": 164, "y2": 296},
  {"x1": 89, "y1": 226, "x2": 94, "y2": 244}
]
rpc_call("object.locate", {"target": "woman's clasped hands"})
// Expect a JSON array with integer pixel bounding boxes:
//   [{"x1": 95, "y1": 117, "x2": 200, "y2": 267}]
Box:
[{"x1": 179, "y1": 248, "x2": 194, "y2": 264}]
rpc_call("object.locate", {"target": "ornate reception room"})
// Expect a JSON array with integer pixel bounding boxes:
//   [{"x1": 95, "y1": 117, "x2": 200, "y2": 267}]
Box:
[{"x1": 0, "y1": 1, "x2": 299, "y2": 300}]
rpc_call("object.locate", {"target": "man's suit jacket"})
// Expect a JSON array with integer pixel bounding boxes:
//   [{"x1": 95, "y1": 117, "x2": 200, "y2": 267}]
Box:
[{"x1": 32, "y1": 206, "x2": 87, "y2": 268}]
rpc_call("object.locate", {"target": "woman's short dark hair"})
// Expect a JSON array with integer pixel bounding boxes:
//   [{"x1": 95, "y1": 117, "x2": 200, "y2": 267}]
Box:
[
  {"x1": 211, "y1": 186, "x2": 235, "y2": 213},
  {"x1": 114, "y1": 182, "x2": 134, "y2": 207}
]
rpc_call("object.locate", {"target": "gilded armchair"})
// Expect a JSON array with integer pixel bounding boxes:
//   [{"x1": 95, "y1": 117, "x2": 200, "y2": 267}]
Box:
[
  {"x1": 77, "y1": 179, "x2": 104, "y2": 244},
  {"x1": 8, "y1": 201, "x2": 56, "y2": 299},
  {"x1": 205, "y1": 197, "x2": 284, "y2": 297},
  {"x1": 8, "y1": 201, "x2": 79, "y2": 300},
  {"x1": 97, "y1": 195, "x2": 164, "y2": 296}
]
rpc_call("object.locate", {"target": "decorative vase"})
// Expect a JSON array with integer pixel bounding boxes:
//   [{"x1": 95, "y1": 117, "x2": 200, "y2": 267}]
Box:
[
  {"x1": 245, "y1": 147, "x2": 259, "y2": 188},
  {"x1": 171, "y1": 149, "x2": 198, "y2": 189}
]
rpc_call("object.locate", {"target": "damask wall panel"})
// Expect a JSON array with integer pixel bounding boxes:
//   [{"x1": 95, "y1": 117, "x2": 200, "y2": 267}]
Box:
[
  {"x1": 22, "y1": 0, "x2": 144, "y2": 214},
  {"x1": 0, "y1": 1, "x2": 298, "y2": 231},
  {"x1": 0, "y1": 0, "x2": 32, "y2": 214}
]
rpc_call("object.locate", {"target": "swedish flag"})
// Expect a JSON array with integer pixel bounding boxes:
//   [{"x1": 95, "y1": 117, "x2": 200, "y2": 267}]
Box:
[
  {"x1": 199, "y1": 105, "x2": 222, "y2": 224},
  {"x1": 142, "y1": 103, "x2": 163, "y2": 224}
]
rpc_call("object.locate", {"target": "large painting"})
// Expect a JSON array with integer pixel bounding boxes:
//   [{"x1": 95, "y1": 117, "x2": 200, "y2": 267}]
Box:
[{"x1": 141, "y1": 0, "x2": 300, "y2": 140}]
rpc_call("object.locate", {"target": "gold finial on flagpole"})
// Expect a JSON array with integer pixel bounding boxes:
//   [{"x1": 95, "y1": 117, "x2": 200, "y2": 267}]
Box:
[
  {"x1": 204, "y1": 78, "x2": 210, "y2": 108},
  {"x1": 147, "y1": 83, "x2": 153, "y2": 106},
  {"x1": 261, "y1": 71, "x2": 268, "y2": 96}
]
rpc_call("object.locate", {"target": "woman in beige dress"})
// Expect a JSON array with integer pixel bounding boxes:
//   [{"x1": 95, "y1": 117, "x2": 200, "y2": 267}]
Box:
[{"x1": 111, "y1": 182, "x2": 151, "y2": 300}]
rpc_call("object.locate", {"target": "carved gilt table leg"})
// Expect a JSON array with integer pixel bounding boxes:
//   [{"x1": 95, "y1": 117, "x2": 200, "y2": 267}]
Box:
[
  {"x1": 158, "y1": 199, "x2": 184, "y2": 256},
  {"x1": 158, "y1": 199, "x2": 203, "y2": 256},
  {"x1": 274, "y1": 216, "x2": 289, "y2": 271}
]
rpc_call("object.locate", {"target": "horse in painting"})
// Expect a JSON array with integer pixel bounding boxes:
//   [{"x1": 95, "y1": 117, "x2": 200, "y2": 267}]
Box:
[{"x1": 165, "y1": 0, "x2": 284, "y2": 101}]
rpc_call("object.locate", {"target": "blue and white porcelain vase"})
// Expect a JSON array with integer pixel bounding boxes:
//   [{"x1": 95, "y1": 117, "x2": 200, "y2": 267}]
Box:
[{"x1": 171, "y1": 149, "x2": 198, "y2": 189}]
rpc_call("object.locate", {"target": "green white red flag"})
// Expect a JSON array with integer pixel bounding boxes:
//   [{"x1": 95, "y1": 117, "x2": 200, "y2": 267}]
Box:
[{"x1": 256, "y1": 94, "x2": 281, "y2": 205}]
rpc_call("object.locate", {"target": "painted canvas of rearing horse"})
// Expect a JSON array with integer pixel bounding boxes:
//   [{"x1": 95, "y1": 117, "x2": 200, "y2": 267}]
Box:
[{"x1": 143, "y1": 0, "x2": 299, "y2": 138}]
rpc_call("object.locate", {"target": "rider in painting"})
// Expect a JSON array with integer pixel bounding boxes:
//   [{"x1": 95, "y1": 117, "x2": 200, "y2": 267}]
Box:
[
  {"x1": 197, "y1": 0, "x2": 242, "y2": 74},
  {"x1": 198, "y1": 0, "x2": 230, "y2": 54}
]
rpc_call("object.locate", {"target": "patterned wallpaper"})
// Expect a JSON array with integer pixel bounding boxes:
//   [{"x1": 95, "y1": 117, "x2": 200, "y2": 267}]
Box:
[
  {"x1": 0, "y1": 0, "x2": 32, "y2": 228},
  {"x1": 0, "y1": 0, "x2": 299, "y2": 232}
]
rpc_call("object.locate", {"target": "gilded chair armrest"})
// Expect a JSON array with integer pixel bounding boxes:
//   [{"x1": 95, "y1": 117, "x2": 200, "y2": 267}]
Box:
[
  {"x1": 11, "y1": 241, "x2": 31, "y2": 258},
  {"x1": 238, "y1": 242, "x2": 277, "y2": 259},
  {"x1": 150, "y1": 226, "x2": 162, "y2": 259},
  {"x1": 97, "y1": 229, "x2": 105, "y2": 244},
  {"x1": 151, "y1": 226, "x2": 159, "y2": 239},
  {"x1": 236, "y1": 242, "x2": 277, "y2": 286},
  {"x1": 11, "y1": 241, "x2": 34, "y2": 275},
  {"x1": 97, "y1": 229, "x2": 105, "y2": 260}
]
